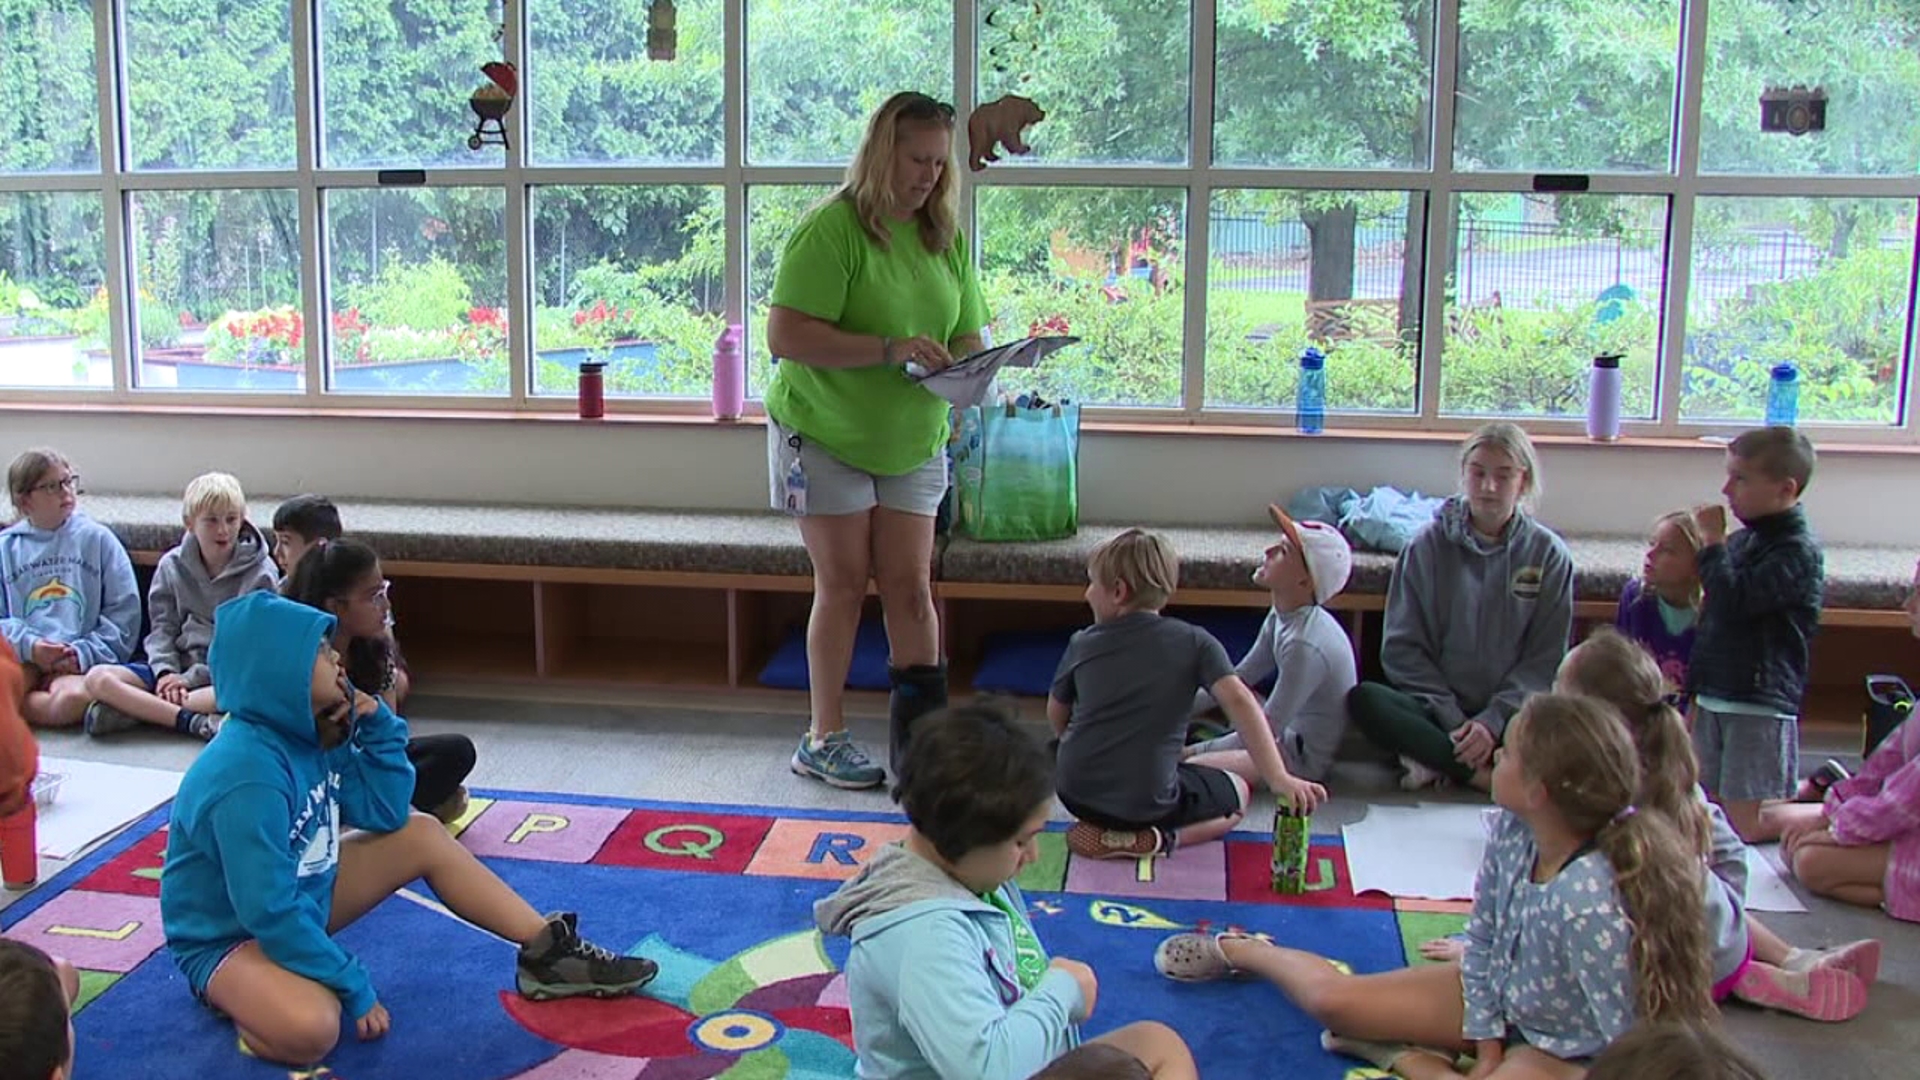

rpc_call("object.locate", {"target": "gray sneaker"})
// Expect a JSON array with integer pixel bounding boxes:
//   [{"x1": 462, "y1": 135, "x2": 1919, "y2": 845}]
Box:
[
  {"x1": 83, "y1": 700, "x2": 142, "y2": 737},
  {"x1": 790, "y1": 731, "x2": 885, "y2": 790},
  {"x1": 186, "y1": 712, "x2": 225, "y2": 741},
  {"x1": 515, "y1": 912, "x2": 658, "y2": 1001}
]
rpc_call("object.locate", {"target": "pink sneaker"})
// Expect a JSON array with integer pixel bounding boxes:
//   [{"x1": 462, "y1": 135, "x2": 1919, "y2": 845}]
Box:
[
  {"x1": 1789, "y1": 939, "x2": 1882, "y2": 986},
  {"x1": 1734, "y1": 961, "x2": 1868, "y2": 1023}
]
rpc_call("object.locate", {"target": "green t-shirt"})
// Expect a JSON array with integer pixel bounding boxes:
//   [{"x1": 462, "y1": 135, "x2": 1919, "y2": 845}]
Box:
[
  {"x1": 983, "y1": 888, "x2": 1048, "y2": 992},
  {"x1": 764, "y1": 196, "x2": 988, "y2": 476}
]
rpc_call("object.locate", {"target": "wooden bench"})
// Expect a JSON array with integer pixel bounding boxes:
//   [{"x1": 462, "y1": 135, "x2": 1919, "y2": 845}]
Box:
[{"x1": 85, "y1": 495, "x2": 1914, "y2": 723}]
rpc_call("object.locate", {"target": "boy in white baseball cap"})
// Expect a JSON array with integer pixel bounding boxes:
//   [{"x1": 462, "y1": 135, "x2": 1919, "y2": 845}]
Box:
[{"x1": 1188, "y1": 505, "x2": 1358, "y2": 784}]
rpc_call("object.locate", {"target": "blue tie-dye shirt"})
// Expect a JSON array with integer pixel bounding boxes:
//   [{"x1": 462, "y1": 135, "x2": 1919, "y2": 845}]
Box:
[{"x1": 1459, "y1": 811, "x2": 1637, "y2": 1060}]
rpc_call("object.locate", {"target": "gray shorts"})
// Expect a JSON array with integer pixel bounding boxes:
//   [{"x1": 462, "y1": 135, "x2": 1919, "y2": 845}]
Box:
[
  {"x1": 766, "y1": 420, "x2": 947, "y2": 518},
  {"x1": 1692, "y1": 702, "x2": 1799, "y2": 801}
]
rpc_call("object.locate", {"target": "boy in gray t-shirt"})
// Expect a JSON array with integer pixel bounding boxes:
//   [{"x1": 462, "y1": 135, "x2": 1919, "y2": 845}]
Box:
[
  {"x1": 1189, "y1": 505, "x2": 1358, "y2": 784},
  {"x1": 1050, "y1": 528, "x2": 1326, "y2": 861}
]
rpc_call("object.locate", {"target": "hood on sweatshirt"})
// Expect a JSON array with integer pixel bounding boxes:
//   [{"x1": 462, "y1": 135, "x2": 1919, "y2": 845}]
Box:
[
  {"x1": 816, "y1": 843, "x2": 988, "y2": 938},
  {"x1": 208, "y1": 590, "x2": 334, "y2": 748},
  {"x1": 1436, "y1": 493, "x2": 1532, "y2": 554},
  {"x1": 177, "y1": 519, "x2": 273, "y2": 589}
]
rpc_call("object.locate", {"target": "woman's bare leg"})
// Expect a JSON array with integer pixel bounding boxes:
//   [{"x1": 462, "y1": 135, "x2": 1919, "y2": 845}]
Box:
[{"x1": 797, "y1": 512, "x2": 874, "y2": 739}]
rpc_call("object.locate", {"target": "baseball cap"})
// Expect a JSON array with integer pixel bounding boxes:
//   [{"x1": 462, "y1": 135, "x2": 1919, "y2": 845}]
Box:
[{"x1": 1267, "y1": 504, "x2": 1353, "y2": 605}]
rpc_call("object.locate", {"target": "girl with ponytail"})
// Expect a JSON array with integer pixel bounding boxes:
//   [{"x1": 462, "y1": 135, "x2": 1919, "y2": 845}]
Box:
[
  {"x1": 283, "y1": 539, "x2": 476, "y2": 824},
  {"x1": 1559, "y1": 630, "x2": 1878, "y2": 1022},
  {"x1": 1152, "y1": 694, "x2": 1711, "y2": 1076}
]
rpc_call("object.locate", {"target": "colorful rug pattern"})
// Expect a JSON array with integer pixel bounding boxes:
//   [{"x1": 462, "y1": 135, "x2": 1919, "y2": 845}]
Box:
[{"x1": 2, "y1": 791, "x2": 1469, "y2": 1080}]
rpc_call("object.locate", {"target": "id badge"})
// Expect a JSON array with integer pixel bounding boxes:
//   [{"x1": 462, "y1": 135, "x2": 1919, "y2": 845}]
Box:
[{"x1": 783, "y1": 436, "x2": 808, "y2": 516}]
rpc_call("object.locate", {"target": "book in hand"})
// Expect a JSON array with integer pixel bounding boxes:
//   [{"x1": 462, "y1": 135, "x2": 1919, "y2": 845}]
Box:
[{"x1": 906, "y1": 334, "x2": 1081, "y2": 407}]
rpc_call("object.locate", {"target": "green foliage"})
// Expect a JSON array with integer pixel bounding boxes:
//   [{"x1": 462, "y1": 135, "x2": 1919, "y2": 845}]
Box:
[
  {"x1": 978, "y1": 269, "x2": 1185, "y2": 407},
  {"x1": 348, "y1": 256, "x2": 473, "y2": 334},
  {"x1": 1441, "y1": 301, "x2": 1658, "y2": 417}
]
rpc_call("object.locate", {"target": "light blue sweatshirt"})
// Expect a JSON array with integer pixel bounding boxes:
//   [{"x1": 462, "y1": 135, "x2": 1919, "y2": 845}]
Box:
[
  {"x1": 0, "y1": 512, "x2": 140, "y2": 670},
  {"x1": 815, "y1": 844, "x2": 1084, "y2": 1080},
  {"x1": 161, "y1": 591, "x2": 415, "y2": 1020}
]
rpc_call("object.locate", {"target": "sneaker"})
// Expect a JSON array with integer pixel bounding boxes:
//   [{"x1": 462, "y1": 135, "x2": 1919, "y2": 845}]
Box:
[
  {"x1": 186, "y1": 712, "x2": 224, "y2": 741},
  {"x1": 1321, "y1": 1030, "x2": 1412, "y2": 1071},
  {"x1": 790, "y1": 732, "x2": 885, "y2": 790},
  {"x1": 83, "y1": 700, "x2": 141, "y2": 737},
  {"x1": 1066, "y1": 822, "x2": 1167, "y2": 860},
  {"x1": 1785, "y1": 939, "x2": 1882, "y2": 985},
  {"x1": 430, "y1": 785, "x2": 471, "y2": 826},
  {"x1": 515, "y1": 912, "x2": 659, "y2": 1001},
  {"x1": 1733, "y1": 961, "x2": 1867, "y2": 1023},
  {"x1": 1398, "y1": 755, "x2": 1445, "y2": 792}
]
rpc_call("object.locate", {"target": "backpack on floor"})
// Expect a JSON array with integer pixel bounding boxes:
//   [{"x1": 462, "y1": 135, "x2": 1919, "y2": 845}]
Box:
[{"x1": 1864, "y1": 674, "x2": 1914, "y2": 756}]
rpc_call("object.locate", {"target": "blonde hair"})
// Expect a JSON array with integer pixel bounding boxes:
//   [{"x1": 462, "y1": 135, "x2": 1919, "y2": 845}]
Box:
[
  {"x1": 1089, "y1": 528, "x2": 1180, "y2": 611},
  {"x1": 834, "y1": 91, "x2": 959, "y2": 255},
  {"x1": 1510, "y1": 694, "x2": 1715, "y2": 1027},
  {"x1": 1586, "y1": 1021, "x2": 1770, "y2": 1080},
  {"x1": 1459, "y1": 421, "x2": 1543, "y2": 510},
  {"x1": 6, "y1": 448, "x2": 71, "y2": 519},
  {"x1": 182, "y1": 472, "x2": 247, "y2": 521},
  {"x1": 1649, "y1": 509, "x2": 1705, "y2": 606},
  {"x1": 1560, "y1": 630, "x2": 1714, "y2": 857}
]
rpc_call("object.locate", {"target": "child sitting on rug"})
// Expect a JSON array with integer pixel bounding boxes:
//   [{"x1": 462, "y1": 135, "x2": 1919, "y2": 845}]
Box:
[
  {"x1": 816, "y1": 701, "x2": 1191, "y2": 1080},
  {"x1": 1029, "y1": 1022, "x2": 1197, "y2": 1080},
  {"x1": 1051, "y1": 528, "x2": 1324, "y2": 861},
  {"x1": 0, "y1": 938, "x2": 81, "y2": 1080},
  {"x1": 1349, "y1": 422, "x2": 1575, "y2": 793},
  {"x1": 1155, "y1": 694, "x2": 1714, "y2": 1077},
  {"x1": 1770, "y1": 557, "x2": 1920, "y2": 923},
  {"x1": 1614, "y1": 510, "x2": 1704, "y2": 706},
  {"x1": 1687, "y1": 426, "x2": 1824, "y2": 842},
  {"x1": 281, "y1": 536, "x2": 476, "y2": 823},
  {"x1": 2, "y1": 447, "x2": 140, "y2": 729},
  {"x1": 1585, "y1": 1021, "x2": 1771, "y2": 1080},
  {"x1": 160, "y1": 591, "x2": 657, "y2": 1067},
  {"x1": 1556, "y1": 631, "x2": 1875, "y2": 1022},
  {"x1": 83, "y1": 472, "x2": 278, "y2": 740},
  {"x1": 1186, "y1": 505, "x2": 1356, "y2": 785}
]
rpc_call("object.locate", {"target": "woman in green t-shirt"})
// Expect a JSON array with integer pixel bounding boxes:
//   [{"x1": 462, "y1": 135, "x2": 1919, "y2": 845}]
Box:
[{"x1": 765, "y1": 91, "x2": 988, "y2": 791}]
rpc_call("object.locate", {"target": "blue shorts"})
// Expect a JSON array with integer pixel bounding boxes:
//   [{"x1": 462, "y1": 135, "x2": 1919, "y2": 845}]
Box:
[{"x1": 118, "y1": 662, "x2": 159, "y2": 692}]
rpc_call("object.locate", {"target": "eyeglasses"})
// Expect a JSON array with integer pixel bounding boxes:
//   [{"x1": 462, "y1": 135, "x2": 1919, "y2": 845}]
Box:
[{"x1": 29, "y1": 475, "x2": 81, "y2": 496}]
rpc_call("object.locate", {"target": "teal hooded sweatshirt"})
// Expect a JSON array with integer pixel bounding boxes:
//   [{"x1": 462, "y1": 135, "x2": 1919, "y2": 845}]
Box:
[{"x1": 160, "y1": 590, "x2": 415, "y2": 1019}]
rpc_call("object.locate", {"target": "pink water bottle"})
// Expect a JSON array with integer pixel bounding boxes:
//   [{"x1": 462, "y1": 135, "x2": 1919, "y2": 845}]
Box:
[
  {"x1": 712, "y1": 324, "x2": 744, "y2": 420},
  {"x1": 1, "y1": 800, "x2": 37, "y2": 889}
]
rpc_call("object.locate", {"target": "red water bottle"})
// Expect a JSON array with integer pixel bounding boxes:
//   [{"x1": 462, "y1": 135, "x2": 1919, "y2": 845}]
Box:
[{"x1": 577, "y1": 360, "x2": 606, "y2": 419}]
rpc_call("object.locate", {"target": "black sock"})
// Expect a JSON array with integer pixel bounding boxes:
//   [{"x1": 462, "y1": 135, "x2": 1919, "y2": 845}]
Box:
[{"x1": 173, "y1": 708, "x2": 199, "y2": 733}]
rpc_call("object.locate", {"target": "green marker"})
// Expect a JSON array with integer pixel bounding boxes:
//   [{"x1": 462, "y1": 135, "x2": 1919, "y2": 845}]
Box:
[{"x1": 1271, "y1": 808, "x2": 1310, "y2": 894}]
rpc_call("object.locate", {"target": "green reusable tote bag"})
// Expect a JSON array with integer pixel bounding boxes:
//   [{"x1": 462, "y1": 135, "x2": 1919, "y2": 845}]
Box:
[{"x1": 952, "y1": 402, "x2": 1080, "y2": 541}]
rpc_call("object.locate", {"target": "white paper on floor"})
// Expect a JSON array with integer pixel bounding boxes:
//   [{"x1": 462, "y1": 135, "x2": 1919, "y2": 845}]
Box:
[
  {"x1": 1342, "y1": 802, "x2": 1495, "y2": 901},
  {"x1": 1743, "y1": 844, "x2": 1808, "y2": 913},
  {"x1": 33, "y1": 757, "x2": 182, "y2": 860}
]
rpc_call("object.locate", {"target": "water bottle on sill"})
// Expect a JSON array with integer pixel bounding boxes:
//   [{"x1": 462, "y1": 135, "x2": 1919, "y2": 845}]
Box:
[
  {"x1": 1765, "y1": 361, "x2": 1799, "y2": 427},
  {"x1": 1296, "y1": 347, "x2": 1326, "y2": 434},
  {"x1": 1586, "y1": 353, "x2": 1623, "y2": 441}
]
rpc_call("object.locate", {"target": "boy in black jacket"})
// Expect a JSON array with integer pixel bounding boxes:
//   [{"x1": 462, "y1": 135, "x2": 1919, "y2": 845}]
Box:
[{"x1": 1689, "y1": 426, "x2": 1823, "y2": 842}]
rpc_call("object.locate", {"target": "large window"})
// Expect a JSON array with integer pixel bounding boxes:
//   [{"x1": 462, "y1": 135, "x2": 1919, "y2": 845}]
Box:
[{"x1": 1, "y1": 0, "x2": 1916, "y2": 439}]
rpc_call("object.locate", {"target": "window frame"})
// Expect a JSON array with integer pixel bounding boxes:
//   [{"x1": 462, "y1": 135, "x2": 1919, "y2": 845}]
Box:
[{"x1": 0, "y1": 0, "x2": 1911, "y2": 442}]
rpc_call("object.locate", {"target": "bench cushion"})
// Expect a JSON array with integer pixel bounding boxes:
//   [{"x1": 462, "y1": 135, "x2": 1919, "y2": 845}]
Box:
[
  {"x1": 942, "y1": 524, "x2": 1913, "y2": 611},
  {"x1": 82, "y1": 496, "x2": 1910, "y2": 611},
  {"x1": 83, "y1": 494, "x2": 817, "y2": 578}
]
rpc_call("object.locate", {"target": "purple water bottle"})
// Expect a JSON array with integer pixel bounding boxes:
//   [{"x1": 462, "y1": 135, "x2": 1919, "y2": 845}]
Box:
[
  {"x1": 1586, "y1": 353, "x2": 1623, "y2": 441},
  {"x1": 712, "y1": 323, "x2": 744, "y2": 420}
]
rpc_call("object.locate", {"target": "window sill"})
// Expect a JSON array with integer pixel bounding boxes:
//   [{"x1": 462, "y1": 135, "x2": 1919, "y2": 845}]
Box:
[{"x1": 4, "y1": 398, "x2": 1915, "y2": 455}]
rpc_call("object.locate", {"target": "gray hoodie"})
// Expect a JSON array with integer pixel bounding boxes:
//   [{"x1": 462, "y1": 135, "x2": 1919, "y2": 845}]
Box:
[
  {"x1": 1380, "y1": 495, "x2": 1573, "y2": 739},
  {"x1": 815, "y1": 844, "x2": 1081, "y2": 1080},
  {"x1": 145, "y1": 521, "x2": 278, "y2": 688}
]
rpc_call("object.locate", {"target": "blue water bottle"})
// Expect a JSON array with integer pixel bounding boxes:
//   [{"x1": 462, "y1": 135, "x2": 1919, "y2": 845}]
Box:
[
  {"x1": 1765, "y1": 361, "x2": 1800, "y2": 427},
  {"x1": 1296, "y1": 347, "x2": 1326, "y2": 434}
]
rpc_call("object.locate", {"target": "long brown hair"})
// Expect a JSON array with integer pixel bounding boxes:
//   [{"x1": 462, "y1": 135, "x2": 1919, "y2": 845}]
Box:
[
  {"x1": 1511, "y1": 694, "x2": 1715, "y2": 1026},
  {"x1": 1560, "y1": 630, "x2": 1714, "y2": 857},
  {"x1": 6, "y1": 447, "x2": 71, "y2": 520},
  {"x1": 835, "y1": 91, "x2": 958, "y2": 255}
]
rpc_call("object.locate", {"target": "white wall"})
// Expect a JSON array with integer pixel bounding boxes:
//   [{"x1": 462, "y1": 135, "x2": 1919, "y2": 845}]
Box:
[{"x1": 3, "y1": 409, "x2": 1910, "y2": 544}]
